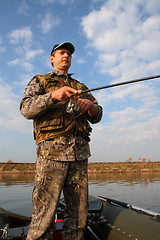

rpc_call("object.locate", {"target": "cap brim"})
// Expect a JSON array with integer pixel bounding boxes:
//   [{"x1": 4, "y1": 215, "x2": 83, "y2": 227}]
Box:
[{"x1": 54, "y1": 42, "x2": 75, "y2": 54}]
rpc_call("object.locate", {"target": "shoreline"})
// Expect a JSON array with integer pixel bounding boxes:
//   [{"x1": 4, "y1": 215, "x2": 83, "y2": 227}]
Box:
[{"x1": 0, "y1": 161, "x2": 160, "y2": 174}]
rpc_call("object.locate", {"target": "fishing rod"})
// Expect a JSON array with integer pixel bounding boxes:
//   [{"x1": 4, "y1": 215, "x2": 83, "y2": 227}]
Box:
[
  {"x1": 67, "y1": 74, "x2": 160, "y2": 114},
  {"x1": 75, "y1": 74, "x2": 160, "y2": 95}
]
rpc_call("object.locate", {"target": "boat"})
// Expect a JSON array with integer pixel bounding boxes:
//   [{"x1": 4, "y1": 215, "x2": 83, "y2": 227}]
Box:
[{"x1": 0, "y1": 196, "x2": 160, "y2": 240}]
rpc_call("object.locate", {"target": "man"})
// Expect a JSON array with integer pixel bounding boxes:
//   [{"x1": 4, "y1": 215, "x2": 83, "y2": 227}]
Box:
[{"x1": 20, "y1": 42, "x2": 103, "y2": 240}]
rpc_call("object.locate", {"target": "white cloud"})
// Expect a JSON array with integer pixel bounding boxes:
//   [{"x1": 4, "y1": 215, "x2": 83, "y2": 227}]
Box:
[
  {"x1": 0, "y1": 36, "x2": 6, "y2": 53},
  {"x1": 0, "y1": 77, "x2": 32, "y2": 133},
  {"x1": 76, "y1": 58, "x2": 86, "y2": 64},
  {"x1": 0, "y1": 46, "x2": 5, "y2": 53},
  {"x1": 147, "y1": 60, "x2": 160, "y2": 73},
  {"x1": 144, "y1": 0, "x2": 160, "y2": 14},
  {"x1": 7, "y1": 58, "x2": 20, "y2": 66},
  {"x1": 112, "y1": 83, "x2": 159, "y2": 105},
  {"x1": 8, "y1": 27, "x2": 44, "y2": 72},
  {"x1": 7, "y1": 58, "x2": 35, "y2": 72},
  {"x1": 38, "y1": 0, "x2": 73, "y2": 5},
  {"x1": 109, "y1": 107, "x2": 157, "y2": 127},
  {"x1": 90, "y1": 107, "x2": 160, "y2": 162},
  {"x1": 19, "y1": 73, "x2": 35, "y2": 87},
  {"x1": 40, "y1": 13, "x2": 61, "y2": 34},
  {"x1": 81, "y1": 0, "x2": 160, "y2": 78},
  {"x1": 22, "y1": 61, "x2": 34, "y2": 72},
  {"x1": 17, "y1": 0, "x2": 29, "y2": 15},
  {"x1": 9, "y1": 26, "x2": 33, "y2": 47},
  {"x1": 94, "y1": 80, "x2": 159, "y2": 109},
  {"x1": 136, "y1": 38, "x2": 160, "y2": 61},
  {"x1": 25, "y1": 49, "x2": 44, "y2": 60}
]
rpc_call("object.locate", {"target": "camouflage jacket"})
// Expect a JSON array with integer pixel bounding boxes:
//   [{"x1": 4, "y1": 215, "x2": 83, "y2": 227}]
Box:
[{"x1": 20, "y1": 70, "x2": 103, "y2": 161}]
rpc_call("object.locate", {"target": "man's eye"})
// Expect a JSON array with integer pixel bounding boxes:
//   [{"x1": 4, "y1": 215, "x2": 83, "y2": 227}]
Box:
[{"x1": 60, "y1": 51, "x2": 71, "y2": 56}]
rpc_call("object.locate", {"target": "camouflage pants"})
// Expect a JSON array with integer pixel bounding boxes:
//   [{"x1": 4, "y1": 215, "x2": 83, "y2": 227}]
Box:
[{"x1": 26, "y1": 158, "x2": 88, "y2": 240}]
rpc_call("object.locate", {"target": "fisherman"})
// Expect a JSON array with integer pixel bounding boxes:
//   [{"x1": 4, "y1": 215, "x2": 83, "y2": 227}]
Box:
[{"x1": 20, "y1": 42, "x2": 103, "y2": 240}]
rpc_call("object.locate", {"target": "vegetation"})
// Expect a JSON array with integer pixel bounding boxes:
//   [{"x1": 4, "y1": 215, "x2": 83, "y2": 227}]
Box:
[
  {"x1": 127, "y1": 157, "x2": 151, "y2": 162},
  {"x1": 0, "y1": 161, "x2": 160, "y2": 174},
  {"x1": 0, "y1": 162, "x2": 35, "y2": 173},
  {"x1": 88, "y1": 161, "x2": 160, "y2": 173}
]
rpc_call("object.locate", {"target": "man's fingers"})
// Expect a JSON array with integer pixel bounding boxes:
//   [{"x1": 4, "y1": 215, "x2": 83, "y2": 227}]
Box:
[
  {"x1": 74, "y1": 99, "x2": 91, "y2": 114},
  {"x1": 52, "y1": 86, "x2": 78, "y2": 101},
  {"x1": 64, "y1": 86, "x2": 78, "y2": 96}
]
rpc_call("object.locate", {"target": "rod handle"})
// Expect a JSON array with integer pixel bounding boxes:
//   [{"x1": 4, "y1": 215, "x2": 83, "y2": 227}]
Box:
[
  {"x1": 70, "y1": 89, "x2": 82, "y2": 96},
  {"x1": 76, "y1": 90, "x2": 82, "y2": 95}
]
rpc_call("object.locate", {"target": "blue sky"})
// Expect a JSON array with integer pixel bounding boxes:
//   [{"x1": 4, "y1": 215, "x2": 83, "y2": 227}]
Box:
[{"x1": 0, "y1": 0, "x2": 160, "y2": 163}]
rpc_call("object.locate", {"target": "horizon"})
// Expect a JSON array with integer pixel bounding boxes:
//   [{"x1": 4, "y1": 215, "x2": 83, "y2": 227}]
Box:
[{"x1": 0, "y1": 0, "x2": 160, "y2": 163}]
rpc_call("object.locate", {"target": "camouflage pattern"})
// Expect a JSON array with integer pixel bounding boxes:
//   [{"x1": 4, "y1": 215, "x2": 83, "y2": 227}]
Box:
[
  {"x1": 20, "y1": 70, "x2": 103, "y2": 240},
  {"x1": 20, "y1": 70, "x2": 103, "y2": 144},
  {"x1": 36, "y1": 133, "x2": 91, "y2": 161},
  {"x1": 26, "y1": 158, "x2": 88, "y2": 240}
]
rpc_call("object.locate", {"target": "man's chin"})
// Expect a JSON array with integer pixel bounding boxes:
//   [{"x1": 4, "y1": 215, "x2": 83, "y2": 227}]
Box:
[{"x1": 62, "y1": 64, "x2": 70, "y2": 69}]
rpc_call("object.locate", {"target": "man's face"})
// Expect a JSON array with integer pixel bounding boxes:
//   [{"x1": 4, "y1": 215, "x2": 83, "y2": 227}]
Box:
[{"x1": 49, "y1": 48, "x2": 72, "y2": 73}]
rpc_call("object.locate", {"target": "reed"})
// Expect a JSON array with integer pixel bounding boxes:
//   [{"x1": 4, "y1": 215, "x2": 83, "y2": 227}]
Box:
[{"x1": 0, "y1": 161, "x2": 160, "y2": 174}]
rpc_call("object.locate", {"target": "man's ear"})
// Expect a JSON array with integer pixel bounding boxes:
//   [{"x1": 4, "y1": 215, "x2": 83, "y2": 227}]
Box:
[
  {"x1": 49, "y1": 55, "x2": 54, "y2": 64},
  {"x1": 49, "y1": 55, "x2": 54, "y2": 67}
]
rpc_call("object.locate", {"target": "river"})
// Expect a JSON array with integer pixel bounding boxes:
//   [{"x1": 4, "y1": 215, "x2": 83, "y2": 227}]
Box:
[{"x1": 0, "y1": 172, "x2": 160, "y2": 217}]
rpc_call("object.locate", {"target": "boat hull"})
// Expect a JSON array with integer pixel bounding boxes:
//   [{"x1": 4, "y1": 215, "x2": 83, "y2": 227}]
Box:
[
  {"x1": 89, "y1": 198, "x2": 160, "y2": 240},
  {"x1": 1, "y1": 196, "x2": 160, "y2": 240}
]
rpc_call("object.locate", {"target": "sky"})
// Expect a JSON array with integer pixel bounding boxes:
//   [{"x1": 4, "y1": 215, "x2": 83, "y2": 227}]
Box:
[{"x1": 0, "y1": 0, "x2": 160, "y2": 163}]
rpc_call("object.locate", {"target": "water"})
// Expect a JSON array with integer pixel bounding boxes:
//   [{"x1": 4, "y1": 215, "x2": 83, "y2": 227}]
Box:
[
  {"x1": 0, "y1": 172, "x2": 160, "y2": 217},
  {"x1": 88, "y1": 172, "x2": 160, "y2": 213},
  {"x1": 0, "y1": 174, "x2": 34, "y2": 217}
]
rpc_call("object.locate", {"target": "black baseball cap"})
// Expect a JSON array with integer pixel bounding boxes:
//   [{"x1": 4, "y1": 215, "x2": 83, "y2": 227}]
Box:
[{"x1": 51, "y1": 42, "x2": 75, "y2": 55}]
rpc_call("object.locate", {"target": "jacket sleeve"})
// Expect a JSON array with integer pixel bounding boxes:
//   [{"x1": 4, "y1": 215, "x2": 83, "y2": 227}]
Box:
[
  {"x1": 20, "y1": 77, "x2": 55, "y2": 119},
  {"x1": 86, "y1": 104, "x2": 103, "y2": 124},
  {"x1": 79, "y1": 83, "x2": 103, "y2": 124},
  {"x1": 85, "y1": 92, "x2": 103, "y2": 124}
]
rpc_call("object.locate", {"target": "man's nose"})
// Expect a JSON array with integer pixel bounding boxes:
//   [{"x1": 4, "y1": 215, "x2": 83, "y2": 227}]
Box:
[{"x1": 64, "y1": 52, "x2": 70, "y2": 57}]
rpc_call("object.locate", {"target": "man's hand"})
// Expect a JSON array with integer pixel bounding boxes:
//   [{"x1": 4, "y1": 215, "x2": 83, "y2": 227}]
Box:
[
  {"x1": 51, "y1": 86, "x2": 77, "y2": 102},
  {"x1": 75, "y1": 99, "x2": 98, "y2": 116}
]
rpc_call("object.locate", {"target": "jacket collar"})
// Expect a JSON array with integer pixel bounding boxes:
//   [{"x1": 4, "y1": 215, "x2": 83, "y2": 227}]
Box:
[{"x1": 49, "y1": 70, "x2": 74, "y2": 78}]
